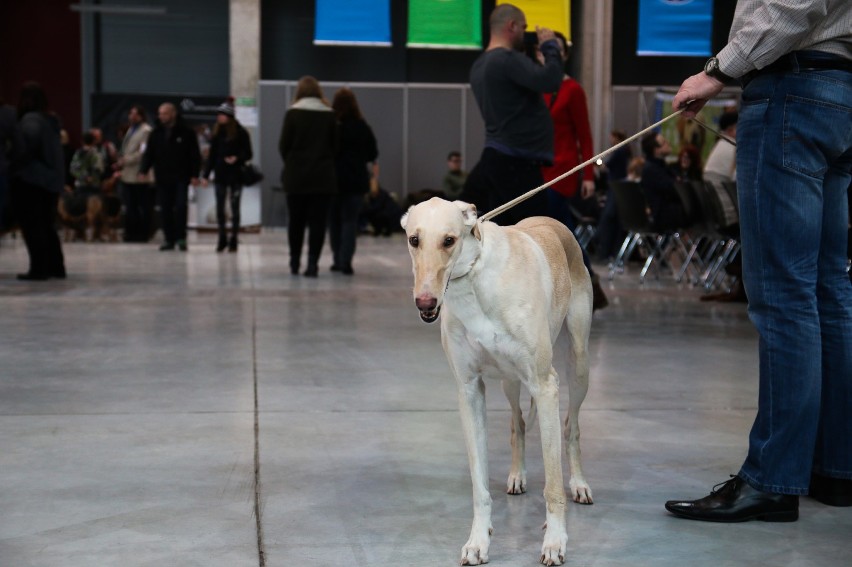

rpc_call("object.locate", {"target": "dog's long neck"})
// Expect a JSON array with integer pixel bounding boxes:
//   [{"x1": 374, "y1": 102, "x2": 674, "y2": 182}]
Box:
[{"x1": 449, "y1": 225, "x2": 485, "y2": 281}]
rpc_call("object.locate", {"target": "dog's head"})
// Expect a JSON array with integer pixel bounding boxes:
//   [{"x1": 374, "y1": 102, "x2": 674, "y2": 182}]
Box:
[{"x1": 400, "y1": 198, "x2": 481, "y2": 323}]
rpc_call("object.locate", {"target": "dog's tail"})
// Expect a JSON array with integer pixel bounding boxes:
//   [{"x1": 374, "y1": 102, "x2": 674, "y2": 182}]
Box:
[{"x1": 527, "y1": 397, "x2": 538, "y2": 427}]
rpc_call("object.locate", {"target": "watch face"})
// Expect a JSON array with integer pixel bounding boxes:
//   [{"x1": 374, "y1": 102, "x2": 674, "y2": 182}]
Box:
[{"x1": 705, "y1": 58, "x2": 717, "y2": 74}]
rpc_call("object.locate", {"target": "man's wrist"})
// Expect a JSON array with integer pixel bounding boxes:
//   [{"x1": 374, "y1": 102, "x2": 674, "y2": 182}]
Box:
[{"x1": 704, "y1": 56, "x2": 735, "y2": 85}]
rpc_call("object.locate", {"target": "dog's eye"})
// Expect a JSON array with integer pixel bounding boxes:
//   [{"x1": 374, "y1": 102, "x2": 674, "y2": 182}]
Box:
[
  {"x1": 443, "y1": 236, "x2": 456, "y2": 248},
  {"x1": 408, "y1": 235, "x2": 419, "y2": 248}
]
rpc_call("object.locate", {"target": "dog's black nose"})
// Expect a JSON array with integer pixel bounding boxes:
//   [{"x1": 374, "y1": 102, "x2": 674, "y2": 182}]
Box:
[{"x1": 415, "y1": 296, "x2": 437, "y2": 311}]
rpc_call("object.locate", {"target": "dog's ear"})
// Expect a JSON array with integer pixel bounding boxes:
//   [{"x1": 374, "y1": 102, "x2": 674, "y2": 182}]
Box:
[
  {"x1": 453, "y1": 201, "x2": 482, "y2": 241},
  {"x1": 400, "y1": 207, "x2": 412, "y2": 231},
  {"x1": 453, "y1": 201, "x2": 478, "y2": 226}
]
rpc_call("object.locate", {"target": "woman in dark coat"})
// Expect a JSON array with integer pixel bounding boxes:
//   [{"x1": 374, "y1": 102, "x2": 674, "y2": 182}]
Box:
[
  {"x1": 11, "y1": 82, "x2": 66, "y2": 280},
  {"x1": 202, "y1": 99, "x2": 252, "y2": 252},
  {"x1": 328, "y1": 88, "x2": 378, "y2": 275},
  {"x1": 278, "y1": 76, "x2": 338, "y2": 277}
]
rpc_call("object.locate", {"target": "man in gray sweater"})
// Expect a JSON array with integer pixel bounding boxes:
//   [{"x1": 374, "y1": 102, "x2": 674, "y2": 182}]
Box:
[{"x1": 460, "y1": 3, "x2": 563, "y2": 226}]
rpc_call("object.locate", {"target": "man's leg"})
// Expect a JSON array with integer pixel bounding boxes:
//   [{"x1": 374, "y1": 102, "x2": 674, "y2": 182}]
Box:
[
  {"x1": 158, "y1": 183, "x2": 176, "y2": 246},
  {"x1": 737, "y1": 71, "x2": 852, "y2": 495}
]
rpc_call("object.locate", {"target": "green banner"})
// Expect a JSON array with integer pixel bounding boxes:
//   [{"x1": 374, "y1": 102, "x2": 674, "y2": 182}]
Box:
[{"x1": 407, "y1": 0, "x2": 481, "y2": 49}]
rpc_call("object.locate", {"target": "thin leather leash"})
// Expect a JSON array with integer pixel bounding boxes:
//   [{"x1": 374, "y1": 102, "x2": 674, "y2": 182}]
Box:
[{"x1": 479, "y1": 109, "x2": 686, "y2": 223}]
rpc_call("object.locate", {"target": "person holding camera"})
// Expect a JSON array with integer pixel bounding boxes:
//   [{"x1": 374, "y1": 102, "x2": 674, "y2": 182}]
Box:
[{"x1": 460, "y1": 3, "x2": 563, "y2": 226}]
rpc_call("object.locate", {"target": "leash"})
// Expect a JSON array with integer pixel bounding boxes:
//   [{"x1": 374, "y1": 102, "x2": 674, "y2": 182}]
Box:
[
  {"x1": 479, "y1": 109, "x2": 686, "y2": 223},
  {"x1": 690, "y1": 116, "x2": 737, "y2": 147}
]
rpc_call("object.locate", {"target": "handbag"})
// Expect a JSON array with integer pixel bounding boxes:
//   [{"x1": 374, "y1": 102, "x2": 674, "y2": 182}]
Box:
[{"x1": 240, "y1": 162, "x2": 264, "y2": 186}]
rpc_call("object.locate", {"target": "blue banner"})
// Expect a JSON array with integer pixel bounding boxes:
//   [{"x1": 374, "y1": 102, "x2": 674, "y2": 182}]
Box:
[
  {"x1": 637, "y1": 0, "x2": 713, "y2": 57},
  {"x1": 315, "y1": 0, "x2": 392, "y2": 46}
]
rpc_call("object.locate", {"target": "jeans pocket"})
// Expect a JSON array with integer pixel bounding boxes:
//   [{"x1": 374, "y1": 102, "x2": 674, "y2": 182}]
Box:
[{"x1": 783, "y1": 95, "x2": 851, "y2": 178}]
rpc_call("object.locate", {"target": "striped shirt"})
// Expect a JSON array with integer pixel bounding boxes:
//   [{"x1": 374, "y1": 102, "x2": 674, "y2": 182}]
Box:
[{"x1": 717, "y1": 0, "x2": 852, "y2": 78}]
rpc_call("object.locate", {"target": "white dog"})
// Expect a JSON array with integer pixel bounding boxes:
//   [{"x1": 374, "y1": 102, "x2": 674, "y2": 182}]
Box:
[{"x1": 401, "y1": 198, "x2": 594, "y2": 566}]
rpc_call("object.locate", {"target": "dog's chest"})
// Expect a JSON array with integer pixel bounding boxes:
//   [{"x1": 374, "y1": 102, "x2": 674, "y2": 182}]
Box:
[{"x1": 443, "y1": 286, "x2": 519, "y2": 364}]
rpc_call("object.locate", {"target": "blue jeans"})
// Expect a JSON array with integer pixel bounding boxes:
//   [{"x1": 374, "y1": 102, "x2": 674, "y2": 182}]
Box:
[
  {"x1": 328, "y1": 193, "x2": 364, "y2": 269},
  {"x1": 736, "y1": 64, "x2": 852, "y2": 494}
]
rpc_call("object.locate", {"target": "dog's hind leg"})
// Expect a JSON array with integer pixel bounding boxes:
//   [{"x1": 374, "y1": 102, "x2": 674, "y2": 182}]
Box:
[
  {"x1": 563, "y1": 305, "x2": 593, "y2": 504},
  {"x1": 530, "y1": 367, "x2": 569, "y2": 566},
  {"x1": 502, "y1": 378, "x2": 527, "y2": 494},
  {"x1": 457, "y1": 376, "x2": 493, "y2": 566}
]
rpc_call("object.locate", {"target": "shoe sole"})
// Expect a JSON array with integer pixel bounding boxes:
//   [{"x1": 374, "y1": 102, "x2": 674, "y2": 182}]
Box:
[{"x1": 666, "y1": 507, "x2": 798, "y2": 523}]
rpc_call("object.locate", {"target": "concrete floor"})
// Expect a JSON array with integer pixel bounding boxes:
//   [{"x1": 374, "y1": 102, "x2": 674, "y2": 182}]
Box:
[{"x1": 1, "y1": 232, "x2": 849, "y2": 567}]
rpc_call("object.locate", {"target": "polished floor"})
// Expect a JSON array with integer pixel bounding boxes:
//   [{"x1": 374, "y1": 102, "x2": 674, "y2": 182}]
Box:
[{"x1": 1, "y1": 232, "x2": 849, "y2": 567}]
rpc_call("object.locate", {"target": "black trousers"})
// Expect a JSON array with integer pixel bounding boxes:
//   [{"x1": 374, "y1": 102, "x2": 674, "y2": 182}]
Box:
[
  {"x1": 122, "y1": 182, "x2": 154, "y2": 242},
  {"x1": 460, "y1": 147, "x2": 550, "y2": 226},
  {"x1": 286, "y1": 193, "x2": 332, "y2": 271},
  {"x1": 157, "y1": 181, "x2": 188, "y2": 245},
  {"x1": 215, "y1": 181, "x2": 242, "y2": 243},
  {"x1": 13, "y1": 180, "x2": 65, "y2": 277}
]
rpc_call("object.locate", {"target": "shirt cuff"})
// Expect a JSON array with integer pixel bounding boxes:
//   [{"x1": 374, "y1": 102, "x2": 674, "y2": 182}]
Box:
[{"x1": 716, "y1": 45, "x2": 754, "y2": 79}]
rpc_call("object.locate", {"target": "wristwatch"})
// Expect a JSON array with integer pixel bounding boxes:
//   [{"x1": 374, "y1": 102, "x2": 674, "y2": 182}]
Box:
[{"x1": 704, "y1": 57, "x2": 735, "y2": 84}]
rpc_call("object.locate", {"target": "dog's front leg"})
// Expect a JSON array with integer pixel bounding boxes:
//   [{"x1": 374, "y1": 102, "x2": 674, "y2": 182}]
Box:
[
  {"x1": 531, "y1": 368, "x2": 569, "y2": 566},
  {"x1": 457, "y1": 376, "x2": 492, "y2": 565}
]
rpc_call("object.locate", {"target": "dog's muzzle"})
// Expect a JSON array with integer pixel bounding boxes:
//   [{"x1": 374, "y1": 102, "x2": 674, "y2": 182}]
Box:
[{"x1": 415, "y1": 296, "x2": 441, "y2": 324}]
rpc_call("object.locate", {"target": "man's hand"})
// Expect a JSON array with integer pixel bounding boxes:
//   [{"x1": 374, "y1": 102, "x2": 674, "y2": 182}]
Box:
[
  {"x1": 224, "y1": 156, "x2": 237, "y2": 165},
  {"x1": 536, "y1": 26, "x2": 555, "y2": 45},
  {"x1": 200, "y1": 178, "x2": 209, "y2": 187},
  {"x1": 672, "y1": 72, "x2": 726, "y2": 117},
  {"x1": 190, "y1": 177, "x2": 199, "y2": 186},
  {"x1": 581, "y1": 180, "x2": 595, "y2": 200},
  {"x1": 137, "y1": 172, "x2": 148, "y2": 182}
]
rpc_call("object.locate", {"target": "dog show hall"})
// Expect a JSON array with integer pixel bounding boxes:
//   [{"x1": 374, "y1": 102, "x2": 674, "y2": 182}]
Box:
[{"x1": 2, "y1": 1, "x2": 851, "y2": 566}]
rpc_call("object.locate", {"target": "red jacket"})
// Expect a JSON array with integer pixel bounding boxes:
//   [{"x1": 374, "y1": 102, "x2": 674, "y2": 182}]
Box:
[{"x1": 541, "y1": 78, "x2": 595, "y2": 197}]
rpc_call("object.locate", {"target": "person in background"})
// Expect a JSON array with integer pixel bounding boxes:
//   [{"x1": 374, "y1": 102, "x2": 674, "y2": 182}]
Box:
[
  {"x1": 673, "y1": 144, "x2": 703, "y2": 183},
  {"x1": 541, "y1": 32, "x2": 595, "y2": 213},
  {"x1": 69, "y1": 131, "x2": 104, "y2": 240},
  {"x1": 113, "y1": 105, "x2": 153, "y2": 242},
  {"x1": 278, "y1": 76, "x2": 338, "y2": 277},
  {"x1": 139, "y1": 102, "x2": 201, "y2": 252},
  {"x1": 328, "y1": 87, "x2": 377, "y2": 275},
  {"x1": 441, "y1": 151, "x2": 466, "y2": 201},
  {"x1": 90, "y1": 127, "x2": 117, "y2": 181},
  {"x1": 10, "y1": 82, "x2": 66, "y2": 280},
  {"x1": 460, "y1": 3, "x2": 562, "y2": 225},
  {"x1": 201, "y1": 98, "x2": 252, "y2": 253},
  {"x1": 601, "y1": 130, "x2": 631, "y2": 183},
  {"x1": 540, "y1": 30, "x2": 607, "y2": 310},
  {"x1": 640, "y1": 132, "x2": 685, "y2": 233},
  {"x1": 703, "y1": 111, "x2": 738, "y2": 184},
  {"x1": 666, "y1": 0, "x2": 852, "y2": 522},
  {"x1": 0, "y1": 97, "x2": 18, "y2": 233}
]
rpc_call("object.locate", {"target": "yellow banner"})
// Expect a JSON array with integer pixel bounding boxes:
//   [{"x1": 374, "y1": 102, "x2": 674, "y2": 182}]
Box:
[{"x1": 497, "y1": 0, "x2": 571, "y2": 41}]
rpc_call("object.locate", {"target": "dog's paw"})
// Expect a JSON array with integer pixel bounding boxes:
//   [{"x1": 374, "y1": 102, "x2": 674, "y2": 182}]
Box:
[
  {"x1": 568, "y1": 478, "x2": 593, "y2": 505},
  {"x1": 460, "y1": 543, "x2": 489, "y2": 565},
  {"x1": 539, "y1": 530, "x2": 568, "y2": 566},
  {"x1": 568, "y1": 478, "x2": 594, "y2": 504},
  {"x1": 460, "y1": 531, "x2": 491, "y2": 565},
  {"x1": 506, "y1": 472, "x2": 527, "y2": 495}
]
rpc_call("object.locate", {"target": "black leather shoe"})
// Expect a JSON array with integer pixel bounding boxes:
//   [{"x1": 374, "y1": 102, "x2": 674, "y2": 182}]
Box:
[
  {"x1": 159, "y1": 243, "x2": 175, "y2": 251},
  {"x1": 303, "y1": 266, "x2": 318, "y2": 278},
  {"x1": 16, "y1": 272, "x2": 49, "y2": 281},
  {"x1": 665, "y1": 476, "x2": 799, "y2": 522},
  {"x1": 810, "y1": 473, "x2": 852, "y2": 507}
]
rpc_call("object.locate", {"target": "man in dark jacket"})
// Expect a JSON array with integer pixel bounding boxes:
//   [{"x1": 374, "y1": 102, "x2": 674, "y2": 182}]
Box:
[
  {"x1": 640, "y1": 132, "x2": 685, "y2": 232},
  {"x1": 139, "y1": 102, "x2": 200, "y2": 251}
]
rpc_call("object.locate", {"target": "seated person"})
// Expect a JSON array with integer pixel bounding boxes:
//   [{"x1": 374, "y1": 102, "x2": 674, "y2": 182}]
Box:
[
  {"x1": 442, "y1": 151, "x2": 467, "y2": 201},
  {"x1": 703, "y1": 111, "x2": 738, "y2": 184},
  {"x1": 361, "y1": 183, "x2": 403, "y2": 236},
  {"x1": 66, "y1": 131, "x2": 105, "y2": 241},
  {"x1": 640, "y1": 132, "x2": 685, "y2": 232}
]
